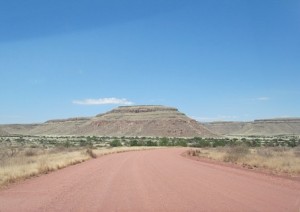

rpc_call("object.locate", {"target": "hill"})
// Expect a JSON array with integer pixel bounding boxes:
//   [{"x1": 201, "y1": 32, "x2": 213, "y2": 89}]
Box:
[
  {"x1": 0, "y1": 106, "x2": 217, "y2": 138},
  {"x1": 204, "y1": 118, "x2": 300, "y2": 136},
  {"x1": 81, "y1": 106, "x2": 216, "y2": 137},
  {"x1": 0, "y1": 128, "x2": 9, "y2": 136},
  {"x1": 0, "y1": 124, "x2": 38, "y2": 135}
]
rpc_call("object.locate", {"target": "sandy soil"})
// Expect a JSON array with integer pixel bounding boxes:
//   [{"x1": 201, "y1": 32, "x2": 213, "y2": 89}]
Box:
[{"x1": 0, "y1": 148, "x2": 299, "y2": 211}]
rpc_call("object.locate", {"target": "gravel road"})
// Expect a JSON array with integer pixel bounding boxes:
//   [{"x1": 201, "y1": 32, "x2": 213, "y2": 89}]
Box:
[{"x1": 0, "y1": 148, "x2": 299, "y2": 211}]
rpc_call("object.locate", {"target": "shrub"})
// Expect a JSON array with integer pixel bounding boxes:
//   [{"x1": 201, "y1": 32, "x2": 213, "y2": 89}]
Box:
[
  {"x1": 110, "y1": 139, "x2": 122, "y2": 147},
  {"x1": 146, "y1": 140, "x2": 157, "y2": 146},
  {"x1": 224, "y1": 144, "x2": 249, "y2": 163},
  {"x1": 63, "y1": 141, "x2": 72, "y2": 148},
  {"x1": 129, "y1": 139, "x2": 139, "y2": 146},
  {"x1": 256, "y1": 148, "x2": 273, "y2": 157},
  {"x1": 25, "y1": 149, "x2": 38, "y2": 157},
  {"x1": 86, "y1": 149, "x2": 97, "y2": 158},
  {"x1": 79, "y1": 139, "x2": 87, "y2": 147},
  {"x1": 187, "y1": 149, "x2": 201, "y2": 156},
  {"x1": 287, "y1": 139, "x2": 297, "y2": 147},
  {"x1": 190, "y1": 139, "x2": 210, "y2": 148},
  {"x1": 212, "y1": 139, "x2": 226, "y2": 147},
  {"x1": 175, "y1": 139, "x2": 187, "y2": 147},
  {"x1": 159, "y1": 137, "x2": 169, "y2": 146}
]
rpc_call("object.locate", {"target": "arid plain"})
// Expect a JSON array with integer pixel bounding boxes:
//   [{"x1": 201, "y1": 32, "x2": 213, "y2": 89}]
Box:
[{"x1": 0, "y1": 106, "x2": 300, "y2": 211}]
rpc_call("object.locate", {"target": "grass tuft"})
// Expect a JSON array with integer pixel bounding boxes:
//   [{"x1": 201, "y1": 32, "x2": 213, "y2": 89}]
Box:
[
  {"x1": 86, "y1": 149, "x2": 97, "y2": 158},
  {"x1": 223, "y1": 144, "x2": 249, "y2": 163}
]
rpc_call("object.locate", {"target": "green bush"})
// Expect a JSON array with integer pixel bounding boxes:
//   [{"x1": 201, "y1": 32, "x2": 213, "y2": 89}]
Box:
[
  {"x1": 129, "y1": 139, "x2": 139, "y2": 146},
  {"x1": 159, "y1": 137, "x2": 169, "y2": 146},
  {"x1": 146, "y1": 140, "x2": 157, "y2": 146},
  {"x1": 175, "y1": 139, "x2": 187, "y2": 147},
  {"x1": 110, "y1": 139, "x2": 122, "y2": 147}
]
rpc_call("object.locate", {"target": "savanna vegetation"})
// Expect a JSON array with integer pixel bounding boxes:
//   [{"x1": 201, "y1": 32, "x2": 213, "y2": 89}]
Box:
[
  {"x1": 0, "y1": 135, "x2": 162, "y2": 188},
  {"x1": 1, "y1": 135, "x2": 299, "y2": 187},
  {"x1": 187, "y1": 144, "x2": 300, "y2": 176}
]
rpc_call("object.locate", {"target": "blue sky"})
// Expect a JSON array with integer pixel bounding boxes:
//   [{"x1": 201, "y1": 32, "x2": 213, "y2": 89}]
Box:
[{"x1": 1, "y1": 0, "x2": 300, "y2": 124}]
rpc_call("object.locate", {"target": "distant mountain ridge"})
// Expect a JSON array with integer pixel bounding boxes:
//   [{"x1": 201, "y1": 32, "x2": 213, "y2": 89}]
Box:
[
  {"x1": 204, "y1": 118, "x2": 300, "y2": 136},
  {"x1": 1, "y1": 108, "x2": 299, "y2": 137}
]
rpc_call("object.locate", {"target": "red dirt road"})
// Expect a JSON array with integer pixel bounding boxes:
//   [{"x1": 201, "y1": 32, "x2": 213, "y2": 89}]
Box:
[{"x1": 0, "y1": 148, "x2": 300, "y2": 211}]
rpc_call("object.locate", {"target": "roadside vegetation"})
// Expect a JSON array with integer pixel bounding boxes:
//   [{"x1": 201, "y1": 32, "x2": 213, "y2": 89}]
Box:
[
  {"x1": 1, "y1": 135, "x2": 299, "y2": 187},
  {"x1": 187, "y1": 144, "x2": 300, "y2": 176},
  {"x1": 0, "y1": 135, "x2": 163, "y2": 188}
]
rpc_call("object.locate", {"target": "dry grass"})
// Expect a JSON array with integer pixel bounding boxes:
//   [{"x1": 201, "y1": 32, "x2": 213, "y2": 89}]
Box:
[
  {"x1": 0, "y1": 149, "x2": 90, "y2": 187},
  {"x1": 187, "y1": 146, "x2": 300, "y2": 176},
  {"x1": 0, "y1": 146, "x2": 160, "y2": 188}
]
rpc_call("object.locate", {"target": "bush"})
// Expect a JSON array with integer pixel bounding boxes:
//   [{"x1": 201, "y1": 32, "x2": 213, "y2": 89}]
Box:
[
  {"x1": 129, "y1": 139, "x2": 139, "y2": 146},
  {"x1": 25, "y1": 149, "x2": 38, "y2": 157},
  {"x1": 159, "y1": 137, "x2": 169, "y2": 146},
  {"x1": 146, "y1": 140, "x2": 157, "y2": 146},
  {"x1": 187, "y1": 149, "x2": 201, "y2": 156},
  {"x1": 190, "y1": 139, "x2": 210, "y2": 148},
  {"x1": 110, "y1": 139, "x2": 122, "y2": 147},
  {"x1": 173, "y1": 139, "x2": 187, "y2": 147},
  {"x1": 224, "y1": 144, "x2": 249, "y2": 163},
  {"x1": 212, "y1": 139, "x2": 226, "y2": 147},
  {"x1": 86, "y1": 149, "x2": 97, "y2": 158},
  {"x1": 287, "y1": 139, "x2": 297, "y2": 147}
]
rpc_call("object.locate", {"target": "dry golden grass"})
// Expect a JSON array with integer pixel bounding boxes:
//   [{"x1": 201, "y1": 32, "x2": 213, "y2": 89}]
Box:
[
  {"x1": 0, "y1": 146, "x2": 160, "y2": 188},
  {"x1": 188, "y1": 146, "x2": 300, "y2": 176},
  {"x1": 0, "y1": 149, "x2": 90, "y2": 187}
]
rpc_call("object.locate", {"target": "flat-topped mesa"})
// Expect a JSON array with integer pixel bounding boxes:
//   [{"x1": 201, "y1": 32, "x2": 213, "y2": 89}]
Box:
[
  {"x1": 110, "y1": 105, "x2": 179, "y2": 114},
  {"x1": 94, "y1": 105, "x2": 187, "y2": 121},
  {"x1": 88, "y1": 105, "x2": 217, "y2": 137},
  {"x1": 254, "y1": 118, "x2": 300, "y2": 123},
  {"x1": 45, "y1": 117, "x2": 91, "y2": 123},
  {"x1": 205, "y1": 118, "x2": 300, "y2": 136}
]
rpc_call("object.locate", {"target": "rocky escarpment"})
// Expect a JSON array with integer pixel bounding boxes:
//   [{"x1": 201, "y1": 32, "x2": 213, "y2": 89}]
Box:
[
  {"x1": 205, "y1": 118, "x2": 300, "y2": 136},
  {"x1": 254, "y1": 118, "x2": 300, "y2": 123},
  {"x1": 45, "y1": 117, "x2": 91, "y2": 123},
  {"x1": 204, "y1": 122, "x2": 249, "y2": 136},
  {"x1": 85, "y1": 106, "x2": 217, "y2": 137}
]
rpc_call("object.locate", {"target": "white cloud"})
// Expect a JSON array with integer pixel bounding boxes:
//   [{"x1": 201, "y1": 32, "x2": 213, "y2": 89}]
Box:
[{"x1": 73, "y1": 98, "x2": 134, "y2": 105}]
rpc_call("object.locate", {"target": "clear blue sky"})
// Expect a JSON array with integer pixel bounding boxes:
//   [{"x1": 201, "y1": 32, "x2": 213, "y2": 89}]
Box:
[{"x1": 1, "y1": 0, "x2": 299, "y2": 124}]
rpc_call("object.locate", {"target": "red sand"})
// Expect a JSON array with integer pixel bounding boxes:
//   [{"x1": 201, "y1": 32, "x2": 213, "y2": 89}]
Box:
[{"x1": 0, "y1": 148, "x2": 300, "y2": 211}]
